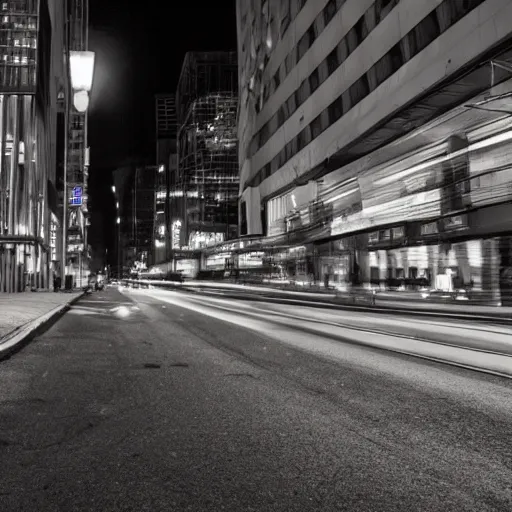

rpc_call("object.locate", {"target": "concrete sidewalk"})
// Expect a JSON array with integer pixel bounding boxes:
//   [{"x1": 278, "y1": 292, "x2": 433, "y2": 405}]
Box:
[{"x1": 0, "y1": 291, "x2": 83, "y2": 357}]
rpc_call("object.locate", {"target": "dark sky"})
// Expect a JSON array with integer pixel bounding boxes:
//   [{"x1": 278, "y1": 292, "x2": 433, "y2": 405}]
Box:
[{"x1": 86, "y1": 1, "x2": 237, "y2": 263}]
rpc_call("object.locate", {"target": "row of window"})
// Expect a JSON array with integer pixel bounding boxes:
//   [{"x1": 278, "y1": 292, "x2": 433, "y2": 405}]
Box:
[
  {"x1": 241, "y1": 0, "x2": 307, "y2": 62},
  {"x1": 245, "y1": 0, "x2": 486, "y2": 191},
  {"x1": 256, "y1": 0, "x2": 347, "y2": 114},
  {"x1": 253, "y1": 0, "x2": 400, "y2": 156},
  {"x1": 280, "y1": 0, "x2": 308, "y2": 38}
]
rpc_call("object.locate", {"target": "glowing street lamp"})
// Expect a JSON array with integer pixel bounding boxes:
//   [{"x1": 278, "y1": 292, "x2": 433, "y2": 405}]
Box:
[
  {"x1": 69, "y1": 51, "x2": 95, "y2": 113},
  {"x1": 61, "y1": 51, "x2": 96, "y2": 286}
]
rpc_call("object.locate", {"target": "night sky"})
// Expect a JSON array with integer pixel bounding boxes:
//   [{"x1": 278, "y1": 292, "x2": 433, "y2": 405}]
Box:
[{"x1": 86, "y1": 1, "x2": 237, "y2": 267}]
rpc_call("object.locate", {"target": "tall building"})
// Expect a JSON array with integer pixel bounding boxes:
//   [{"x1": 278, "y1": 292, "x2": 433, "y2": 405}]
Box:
[
  {"x1": 232, "y1": 0, "x2": 512, "y2": 303},
  {"x1": 176, "y1": 52, "x2": 239, "y2": 252},
  {"x1": 0, "y1": 0, "x2": 70, "y2": 292},
  {"x1": 154, "y1": 93, "x2": 178, "y2": 263},
  {"x1": 113, "y1": 162, "x2": 156, "y2": 277}
]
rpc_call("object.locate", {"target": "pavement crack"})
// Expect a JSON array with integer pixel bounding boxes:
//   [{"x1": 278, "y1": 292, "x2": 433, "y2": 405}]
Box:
[
  {"x1": 224, "y1": 373, "x2": 259, "y2": 379},
  {"x1": 23, "y1": 419, "x2": 100, "y2": 451},
  {"x1": 169, "y1": 362, "x2": 189, "y2": 368},
  {"x1": 143, "y1": 363, "x2": 161, "y2": 369}
]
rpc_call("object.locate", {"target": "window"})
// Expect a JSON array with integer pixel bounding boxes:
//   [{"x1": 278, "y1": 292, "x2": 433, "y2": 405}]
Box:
[
  {"x1": 376, "y1": 0, "x2": 397, "y2": 22},
  {"x1": 354, "y1": 15, "x2": 366, "y2": 43},
  {"x1": 284, "y1": 53, "x2": 294, "y2": 74},
  {"x1": 307, "y1": 24, "x2": 316, "y2": 46},
  {"x1": 389, "y1": 43, "x2": 404, "y2": 73},
  {"x1": 414, "y1": 11, "x2": 441, "y2": 54},
  {"x1": 318, "y1": 60, "x2": 329, "y2": 82},
  {"x1": 349, "y1": 75, "x2": 369, "y2": 105},
  {"x1": 271, "y1": 156, "x2": 279, "y2": 175},
  {"x1": 326, "y1": 47, "x2": 339, "y2": 75},
  {"x1": 273, "y1": 70, "x2": 280, "y2": 90},
  {"x1": 297, "y1": 126, "x2": 311, "y2": 151},
  {"x1": 286, "y1": 94, "x2": 297, "y2": 116},
  {"x1": 277, "y1": 106, "x2": 285, "y2": 126},
  {"x1": 285, "y1": 141, "x2": 293, "y2": 161},
  {"x1": 310, "y1": 114, "x2": 322, "y2": 139},
  {"x1": 297, "y1": 32, "x2": 309, "y2": 61},
  {"x1": 314, "y1": 11, "x2": 325, "y2": 36},
  {"x1": 309, "y1": 67, "x2": 320, "y2": 93},
  {"x1": 278, "y1": 148, "x2": 286, "y2": 168},
  {"x1": 324, "y1": 0, "x2": 337, "y2": 25},
  {"x1": 346, "y1": 27, "x2": 359, "y2": 54},
  {"x1": 280, "y1": 0, "x2": 291, "y2": 36},
  {"x1": 320, "y1": 110, "x2": 330, "y2": 131},
  {"x1": 294, "y1": 90, "x2": 301, "y2": 108},
  {"x1": 263, "y1": 84, "x2": 270, "y2": 101},
  {"x1": 297, "y1": 79, "x2": 310, "y2": 104},
  {"x1": 328, "y1": 96, "x2": 343, "y2": 124}
]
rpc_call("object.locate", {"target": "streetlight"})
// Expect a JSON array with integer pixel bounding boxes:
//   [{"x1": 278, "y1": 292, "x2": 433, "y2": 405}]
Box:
[
  {"x1": 62, "y1": 50, "x2": 95, "y2": 288},
  {"x1": 116, "y1": 215, "x2": 121, "y2": 279},
  {"x1": 69, "y1": 51, "x2": 95, "y2": 112}
]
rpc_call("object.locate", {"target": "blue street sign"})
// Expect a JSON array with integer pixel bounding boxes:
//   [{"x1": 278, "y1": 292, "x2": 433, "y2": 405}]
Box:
[{"x1": 70, "y1": 186, "x2": 82, "y2": 206}]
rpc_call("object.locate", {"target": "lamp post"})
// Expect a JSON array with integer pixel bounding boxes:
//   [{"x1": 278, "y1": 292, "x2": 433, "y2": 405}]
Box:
[
  {"x1": 62, "y1": 50, "x2": 95, "y2": 289},
  {"x1": 117, "y1": 215, "x2": 121, "y2": 279},
  {"x1": 112, "y1": 185, "x2": 121, "y2": 279}
]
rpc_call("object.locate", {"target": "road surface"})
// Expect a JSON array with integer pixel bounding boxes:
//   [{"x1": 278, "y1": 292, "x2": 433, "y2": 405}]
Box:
[{"x1": 0, "y1": 287, "x2": 511, "y2": 511}]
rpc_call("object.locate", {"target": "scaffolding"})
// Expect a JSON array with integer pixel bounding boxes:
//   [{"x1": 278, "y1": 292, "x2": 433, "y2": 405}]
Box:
[{"x1": 177, "y1": 52, "x2": 239, "y2": 249}]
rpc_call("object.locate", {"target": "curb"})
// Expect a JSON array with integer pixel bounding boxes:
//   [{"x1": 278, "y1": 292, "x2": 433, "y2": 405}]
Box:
[{"x1": 0, "y1": 292, "x2": 85, "y2": 360}]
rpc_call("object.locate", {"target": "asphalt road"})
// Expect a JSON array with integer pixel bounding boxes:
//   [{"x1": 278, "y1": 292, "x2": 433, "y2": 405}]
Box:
[{"x1": 0, "y1": 286, "x2": 511, "y2": 511}]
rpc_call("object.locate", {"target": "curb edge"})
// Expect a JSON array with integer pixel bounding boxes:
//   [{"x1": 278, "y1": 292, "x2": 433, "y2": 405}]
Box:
[{"x1": 0, "y1": 292, "x2": 85, "y2": 360}]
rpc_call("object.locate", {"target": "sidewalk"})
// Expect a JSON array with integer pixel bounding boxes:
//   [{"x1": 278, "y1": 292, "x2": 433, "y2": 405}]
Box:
[{"x1": 0, "y1": 291, "x2": 83, "y2": 357}]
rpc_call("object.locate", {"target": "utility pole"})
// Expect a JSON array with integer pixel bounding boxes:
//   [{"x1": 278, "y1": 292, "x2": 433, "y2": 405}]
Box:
[{"x1": 61, "y1": 77, "x2": 69, "y2": 287}]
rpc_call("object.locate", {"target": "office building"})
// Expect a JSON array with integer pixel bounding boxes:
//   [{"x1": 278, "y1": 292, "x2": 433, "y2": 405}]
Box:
[
  {"x1": 0, "y1": 0, "x2": 70, "y2": 292},
  {"x1": 154, "y1": 93, "x2": 178, "y2": 263},
  {"x1": 231, "y1": 0, "x2": 512, "y2": 303},
  {"x1": 113, "y1": 162, "x2": 156, "y2": 276},
  {"x1": 176, "y1": 51, "x2": 239, "y2": 251}
]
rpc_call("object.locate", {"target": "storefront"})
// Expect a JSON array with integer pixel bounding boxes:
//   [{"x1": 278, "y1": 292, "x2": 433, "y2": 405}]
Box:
[{"x1": 358, "y1": 205, "x2": 509, "y2": 302}]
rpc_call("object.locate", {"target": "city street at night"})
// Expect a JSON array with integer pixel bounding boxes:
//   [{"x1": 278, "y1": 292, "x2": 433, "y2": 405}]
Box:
[
  {"x1": 1, "y1": 287, "x2": 511, "y2": 511},
  {"x1": 4, "y1": 0, "x2": 512, "y2": 510}
]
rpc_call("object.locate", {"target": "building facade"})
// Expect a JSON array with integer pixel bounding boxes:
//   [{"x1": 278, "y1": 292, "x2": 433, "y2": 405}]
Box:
[
  {"x1": 113, "y1": 162, "x2": 156, "y2": 277},
  {"x1": 0, "y1": 0, "x2": 71, "y2": 292},
  {"x1": 176, "y1": 52, "x2": 239, "y2": 252},
  {"x1": 154, "y1": 93, "x2": 177, "y2": 264},
  {"x1": 231, "y1": 0, "x2": 512, "y2": 303}
]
